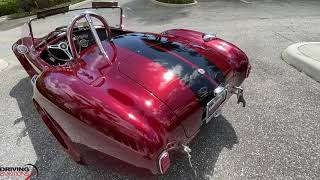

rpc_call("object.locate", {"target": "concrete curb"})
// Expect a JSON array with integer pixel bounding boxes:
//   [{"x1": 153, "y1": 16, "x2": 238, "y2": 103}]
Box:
[
  {"x1": 281, "y1": 42, "x2": 320, "y2": 83},
  {"x1": 0, "y1": 0, "x2": 102, "y2": 31},
  {"x1": 0, "y1": 58, "x2": 9, "y2": 72},
  {"x1": 0, "y1": 15, "x2": 36, "y2": 31},
  {"x1": 69, "y1": 0, "x2": 96, "y2": 9},
  {"x1": 149, "y1": 0, "x2": 198, "y2": 7},
  {"x1": 69, "y1": 0, "x2": 109, "y2": 9},
  {"x1": 0, "y1": 15, "x2": 8, "y2": 23}
]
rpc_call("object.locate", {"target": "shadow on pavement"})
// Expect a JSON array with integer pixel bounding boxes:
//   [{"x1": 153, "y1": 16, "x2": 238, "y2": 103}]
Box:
[
  {"x1": 0, "y1": 16, "x2": 33, "y2": 31},
  {"x1": 10, "y1": 77, "x2": 238, "y2": 180},
  {"x1": 162, "y1": 115, "x2": 238, "y2": 180},
  {"x1": 121, "y1": 0, "x2": 192, "y2": 26},
  {"x1": 1, "y1": 0, "x2": 192, "y2": 31}
]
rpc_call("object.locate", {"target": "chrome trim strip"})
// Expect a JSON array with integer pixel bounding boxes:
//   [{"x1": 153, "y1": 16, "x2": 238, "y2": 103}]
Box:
[{"x1": 24, "y1": 55, "x2": 42, "y2": 74}]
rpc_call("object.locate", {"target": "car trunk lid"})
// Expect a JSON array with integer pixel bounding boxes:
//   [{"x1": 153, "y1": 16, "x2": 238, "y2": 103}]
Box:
[{"x1": 113, "y1": 33, "x2": 227, "y2": 137}]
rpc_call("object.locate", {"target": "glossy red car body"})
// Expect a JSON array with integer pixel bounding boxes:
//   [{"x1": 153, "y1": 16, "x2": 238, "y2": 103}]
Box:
[{"x1": 12, "y1": 6, "x2": 250, "y2": 175}]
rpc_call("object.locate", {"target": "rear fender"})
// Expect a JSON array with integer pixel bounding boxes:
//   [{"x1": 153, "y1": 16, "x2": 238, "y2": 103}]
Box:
[
  {"x1": 162, "y1": 29, "x2": 250, "y2": 76},
  {"x1": 33, "y1": 67, "x2": 186, "y2": 174}
]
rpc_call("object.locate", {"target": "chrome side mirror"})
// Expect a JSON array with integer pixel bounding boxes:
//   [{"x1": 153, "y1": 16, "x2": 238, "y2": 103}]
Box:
[{"x1": 16, "y1": 44, "x2": 29, "y2": 54}]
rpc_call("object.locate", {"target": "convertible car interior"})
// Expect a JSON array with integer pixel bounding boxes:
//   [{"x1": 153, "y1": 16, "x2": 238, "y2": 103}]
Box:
[{"x1": 38, "y1": 27, "x2": 131, "y2": 65}]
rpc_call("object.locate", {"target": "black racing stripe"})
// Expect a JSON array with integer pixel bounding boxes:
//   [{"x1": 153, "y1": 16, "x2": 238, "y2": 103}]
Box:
[
  {"x1": 113, "y1": 33, "x2": 216, "y2": 106},
  {"x1": 144, "y1": 37, "x2": 225, "y2": 84}
]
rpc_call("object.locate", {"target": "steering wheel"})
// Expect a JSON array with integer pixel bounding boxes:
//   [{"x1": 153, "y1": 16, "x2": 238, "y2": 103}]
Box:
[
  {"x1": 66, "y1": 12, "x2": 112, "y2": 63},
  {"x1": 45, "y1": 29, "x2": 80, "y2": 62}
]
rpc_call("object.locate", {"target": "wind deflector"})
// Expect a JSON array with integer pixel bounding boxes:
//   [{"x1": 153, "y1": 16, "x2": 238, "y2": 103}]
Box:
[
  {"x1": 36, "y1": 2, "x2": 118, "y2": 19},
  {"x1": 29, "y1": 1, "x2": 123, "y2": 46},
  {"x1": 37, "y1": 5, "x2": 69, "y2": 19}
]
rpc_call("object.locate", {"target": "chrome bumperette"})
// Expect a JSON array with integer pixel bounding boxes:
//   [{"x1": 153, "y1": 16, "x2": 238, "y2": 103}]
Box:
[
  {"x1": 202, "y1": 84, "x2": 247, "y2": 124},
  {"x1": 214, "y1": 85, "x2": 225, "y2": 96}
]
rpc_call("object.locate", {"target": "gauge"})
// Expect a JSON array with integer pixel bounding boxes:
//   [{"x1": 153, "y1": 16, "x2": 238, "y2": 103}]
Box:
[{"x1": 79, "y1": 39, "x2": 89, "y2": 48}]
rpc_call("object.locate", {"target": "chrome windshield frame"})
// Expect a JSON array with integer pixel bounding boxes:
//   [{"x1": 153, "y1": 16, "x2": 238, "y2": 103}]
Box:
[{"x1": 27, "y1": 6, "x2": 123, "y2": 46}]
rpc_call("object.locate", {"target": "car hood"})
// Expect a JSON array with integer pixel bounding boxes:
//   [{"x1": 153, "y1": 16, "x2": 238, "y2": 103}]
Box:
[{"x1": 113, "y1": 33, "x2": 230, "y2": 116}]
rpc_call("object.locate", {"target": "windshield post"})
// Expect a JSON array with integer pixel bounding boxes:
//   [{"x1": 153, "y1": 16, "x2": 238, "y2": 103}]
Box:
[
  {"x1": 120, "y1": 7, "x2": 123, "y2": 29},
  {"x1": 28, "y1": 19, "x2": 36, "y2": 47}
]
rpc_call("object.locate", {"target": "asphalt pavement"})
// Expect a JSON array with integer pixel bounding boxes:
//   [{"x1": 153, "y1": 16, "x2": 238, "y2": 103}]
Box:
[{"x1": 0, "y1": 0, "x2": 320, "y2": 179}]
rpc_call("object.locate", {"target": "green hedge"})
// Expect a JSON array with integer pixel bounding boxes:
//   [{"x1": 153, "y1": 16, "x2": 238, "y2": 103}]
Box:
[
  {"x1": 0, "y1": 0, "x2": 77, "y2": 16},
  {"x1": 0, "y1": 0, "x2": 19, "y2": 16},
  {"x1": 156, "y1": 0, "x2": 195, "y2": 4}
]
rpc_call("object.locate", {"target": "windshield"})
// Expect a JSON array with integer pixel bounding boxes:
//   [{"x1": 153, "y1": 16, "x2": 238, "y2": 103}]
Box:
[{"x1": 29, "y1": 8, "x2": 122, "y2": 38}]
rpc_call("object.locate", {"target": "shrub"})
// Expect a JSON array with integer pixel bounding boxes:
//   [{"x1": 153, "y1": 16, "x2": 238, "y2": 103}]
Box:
[
  {"x1": 0, "y1": 0, "x2": 19, "y2": 16},
  {"x1": 0, "y1": 0, "x2": 75, "y2": 16}
]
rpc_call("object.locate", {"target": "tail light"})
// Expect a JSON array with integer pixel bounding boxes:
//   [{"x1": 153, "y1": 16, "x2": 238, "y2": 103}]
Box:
[{"x1": 158, "y1": 151, "x2": 170, "y2": 174}]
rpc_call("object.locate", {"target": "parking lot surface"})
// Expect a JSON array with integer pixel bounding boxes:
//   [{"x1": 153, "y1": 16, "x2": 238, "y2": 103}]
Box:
[{"x1": 0, "y1": 0, "x2": 320, "y2": 179}]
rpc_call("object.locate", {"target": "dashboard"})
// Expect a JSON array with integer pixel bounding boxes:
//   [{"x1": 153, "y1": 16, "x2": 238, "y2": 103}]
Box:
[{"x1": 40, "y1": 27, "x2": 109, "y2": 65}]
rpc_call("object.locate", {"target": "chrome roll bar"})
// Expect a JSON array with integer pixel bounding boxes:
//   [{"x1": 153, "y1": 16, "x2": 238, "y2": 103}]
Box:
[{"x1": 66, "y1": 12, "x2": 112, "y2": 64}]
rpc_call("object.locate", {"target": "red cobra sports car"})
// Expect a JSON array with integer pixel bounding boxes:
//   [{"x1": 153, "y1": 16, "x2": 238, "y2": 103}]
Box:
[{"x1": 12, "y1": 2, "x2": 250, "y2": 175}]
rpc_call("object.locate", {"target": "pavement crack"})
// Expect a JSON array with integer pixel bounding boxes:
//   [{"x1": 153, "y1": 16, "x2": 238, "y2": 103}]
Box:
[
  {"x1": 274, "y1": 31, "x2": 295, "y2": 43},
  {"x1": 239, "y1": 0, "x2": 253, "y2": 4},
  {"x1": 16, "y1": 127, "x2": 28, "y2": 146}
]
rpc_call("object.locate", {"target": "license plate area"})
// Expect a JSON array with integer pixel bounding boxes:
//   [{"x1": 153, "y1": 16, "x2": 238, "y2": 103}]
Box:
[{"x1": 205, "y1": 89, "x2": 227, "y2": 124}]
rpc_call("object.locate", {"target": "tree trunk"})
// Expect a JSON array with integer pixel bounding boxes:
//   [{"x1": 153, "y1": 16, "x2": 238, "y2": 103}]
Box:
[
  {"x1": 38, "y1": 0, "x2": 49, "y2": 9},
  {"x1": 19, "y1": 0, "x2": 31, "y2": 12}
]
